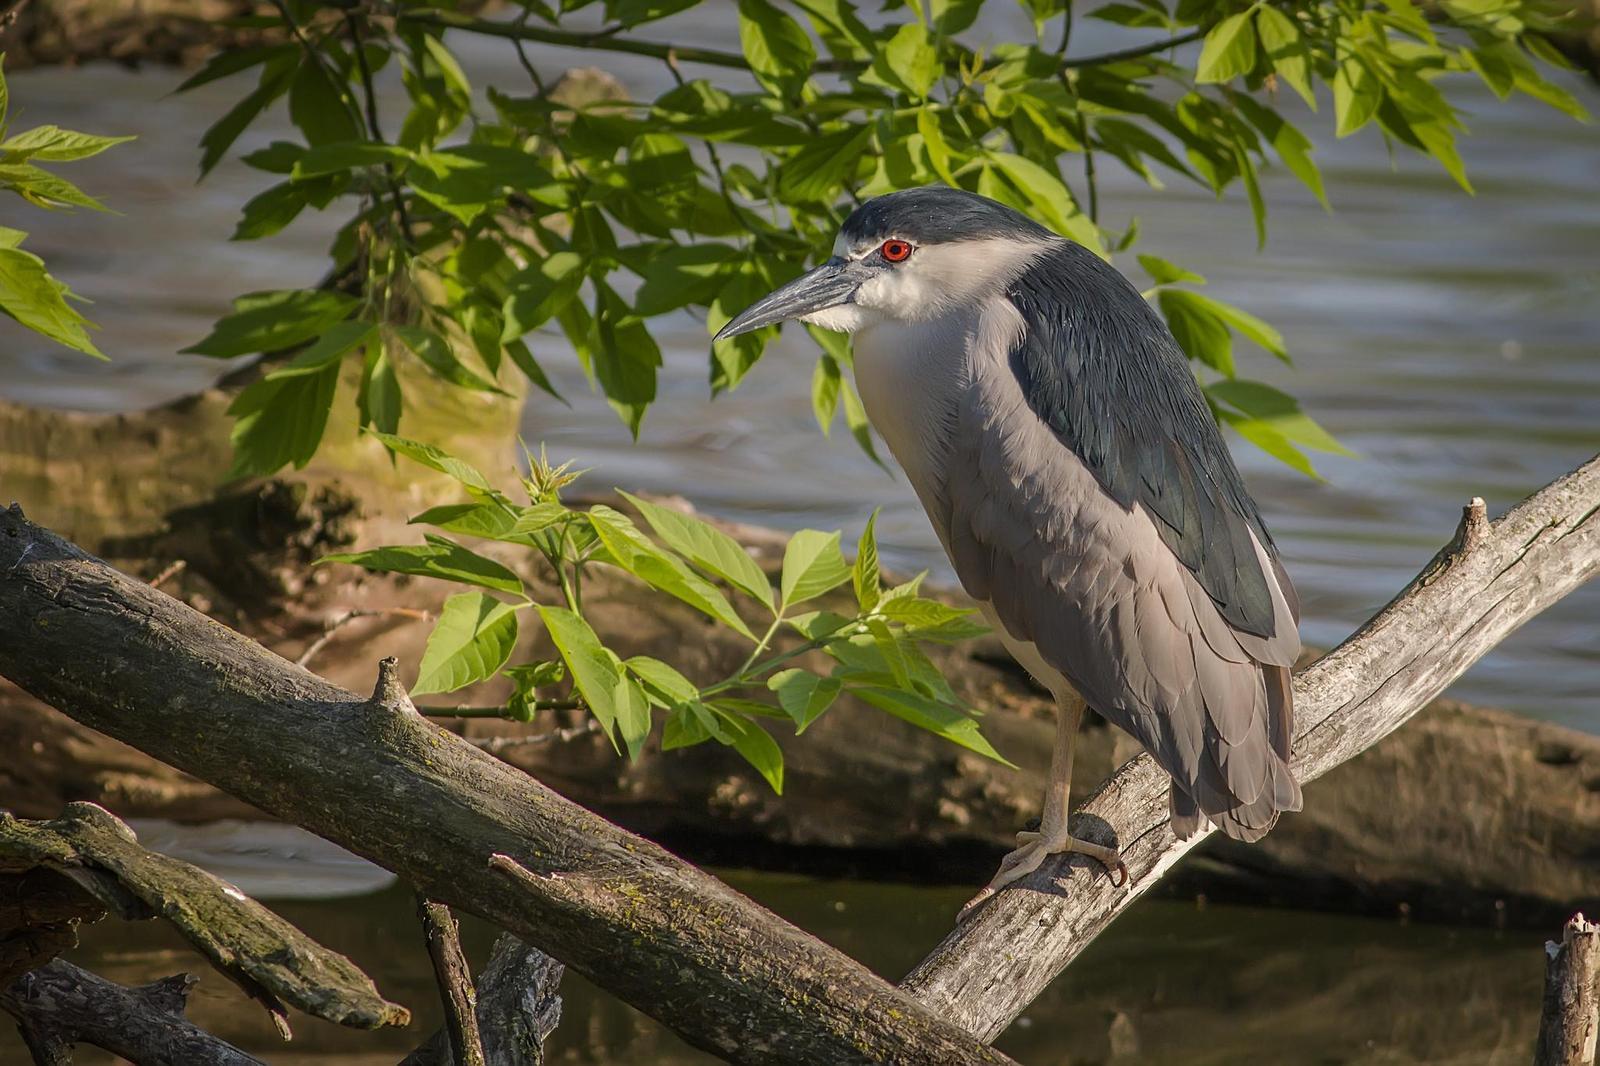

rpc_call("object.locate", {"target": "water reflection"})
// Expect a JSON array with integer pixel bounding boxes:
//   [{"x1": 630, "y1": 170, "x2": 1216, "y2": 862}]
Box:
[{"x1": 1, "y1": 872, "x2": 1542, "y2": 1064}]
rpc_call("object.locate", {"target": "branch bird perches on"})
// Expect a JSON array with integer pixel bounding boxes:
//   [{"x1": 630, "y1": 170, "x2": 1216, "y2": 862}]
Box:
[{"x1": 0, "y1": 452, "x2": 1593, "y2": 1063}]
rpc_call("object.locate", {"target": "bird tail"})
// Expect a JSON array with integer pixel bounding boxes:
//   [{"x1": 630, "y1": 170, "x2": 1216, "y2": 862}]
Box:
[{"x1": 1170, "y1": 662, "x2": 1302, "y2": 843}]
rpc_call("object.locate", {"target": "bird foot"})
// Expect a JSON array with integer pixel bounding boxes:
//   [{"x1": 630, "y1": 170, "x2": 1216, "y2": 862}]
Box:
[{"x1": 957, "y1": 829, "x2": 1128, "y2": 922}]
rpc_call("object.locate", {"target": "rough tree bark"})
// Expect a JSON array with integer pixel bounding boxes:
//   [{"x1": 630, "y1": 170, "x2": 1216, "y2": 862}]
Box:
[
  {"x1": 1537, "y1": 913, "x2": 1600, "y2": 1066},
  {"x1": 901, "y1": 457, "x2": 1600, "y2": 1041},
  {"x1": 2, "y1": 960, "x2": 263, "y2": 1064},
  {"x1": 0, "y1": 514, "x2": 1019, "y2": 1066},
  {"x1": 403, "y1": 933, "x2": 564, "y2": 1066},
  {"x1": 0, "y1": 453, "x2": 1593, "y2": 1061},
  {"x1": 416, "y1": 896, "x2": 487, "y2": 1066}
]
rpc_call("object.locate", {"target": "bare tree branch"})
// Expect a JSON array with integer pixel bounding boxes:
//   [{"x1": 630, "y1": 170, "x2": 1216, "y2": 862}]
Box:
[
  {"x1": 0, "y1": 505, "x2": 1019, "y2": 1066},
  {"x1": 416, "y1": 897, "x2": 487, "y2": 1066},
  {"x1": 403, "y1": 933, "x2": 564, "y2": 1066},
  {"x1": 1536, "y1": 913, "x2": 1599, "y2": 1066},
  {"x1": 901, "y1": 455, "x2": 1600, "y2": 1041},
  {"x1": 2, "y1": 960, "x2": 261, "y2": 1065}
]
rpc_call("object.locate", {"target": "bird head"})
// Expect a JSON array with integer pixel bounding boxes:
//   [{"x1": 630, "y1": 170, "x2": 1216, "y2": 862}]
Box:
[{"x1": 713, "y1": 186, "x2": 1058, "y2": 341}]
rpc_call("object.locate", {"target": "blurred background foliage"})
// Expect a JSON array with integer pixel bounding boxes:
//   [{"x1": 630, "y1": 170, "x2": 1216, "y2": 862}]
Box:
[{"x1": 155, "y1": 0, "x2": 1587, "y2": 479}]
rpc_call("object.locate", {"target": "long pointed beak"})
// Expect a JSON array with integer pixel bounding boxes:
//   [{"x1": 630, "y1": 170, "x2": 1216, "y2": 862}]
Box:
[{"x1": 714, "y1": 257, "x2": 864, "y2": 342}]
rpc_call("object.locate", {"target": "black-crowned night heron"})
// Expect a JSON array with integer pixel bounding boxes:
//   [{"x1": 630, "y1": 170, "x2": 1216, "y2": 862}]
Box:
[{"x1": 716, "y1": 186, "x2": 1302, "y2": 917}]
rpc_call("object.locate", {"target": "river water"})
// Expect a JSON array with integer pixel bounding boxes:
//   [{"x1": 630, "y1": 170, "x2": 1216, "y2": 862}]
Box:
[{"x1": 0, "y1": 17, "x2": 1594, "y2": 1064}]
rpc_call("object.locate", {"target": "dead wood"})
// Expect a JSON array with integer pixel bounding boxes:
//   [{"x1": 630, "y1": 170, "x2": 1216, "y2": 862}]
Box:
[
  {"x1": 1536, "y1": 912, "x2": 1600, "y2": 1066},
  {"x1": 901, "y1": 458, "x2": 1600, "y2": 1042}
]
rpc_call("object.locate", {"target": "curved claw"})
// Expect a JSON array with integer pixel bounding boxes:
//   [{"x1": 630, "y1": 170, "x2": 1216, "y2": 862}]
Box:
[{"x1": 1109, "y1": 860, "x2": 1129, "y2": 888}]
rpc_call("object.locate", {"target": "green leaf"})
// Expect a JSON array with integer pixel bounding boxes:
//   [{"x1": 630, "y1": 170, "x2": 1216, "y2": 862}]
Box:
[
  {"x1": 1138, "y1": 254, "x2": 1205, "y2": 286},
  {"x1": 1196, "y1": 12, "x2": 1257, "y2": 84},
  {"x1": 413, "y1": 592, "x2": 520, "y2": 696},
  {"x1": 987, "y1": 153, "x2": 1101, "y2": 252},
  {"x1": 853, "y1": 511, "x2": 880, "y2": 612},
  {"x1": 393, "y1": 324, "x2": 503, "y2": 393},
  {"x1": 288, "y1": 59, "x2": 361, "y2": 147},
  {"x1": 738, "y1": 0, "x2": 816, "y2": 98},
  {"x1": 1255, "y1": 7, "x2": 1315, "y2": 110},
  {"x1": 319, "y1": 538, "x2": 525, "y2": 597},
  {"x1": 176, "y1": 44, "x2": 291, "y2": 93},
  {"x1": 182, "y1": 289, "x2": 358, "y2": 358},
  {"x1": 224, "y1": 362, "x2": 339, "y2": 477},
  {"x1": 503, "y1": 251, "x2": 585, "y2": 338},
  {"x1": 1333, "y1": 55, "x2": 1382, "y2": 137},
  {"x1": 613, "y1": 669, "x2": 652, "y2": 758},
  {"x1": 537, "y1": 605, "x2": 624, "y2": 750},
  {"x1": 780, "y1": 529, "x2": 852, "y2": 608},
  {"x1": 0, "y1": 162, "x2": 109, "y2": 211},
  {"x1": 776, "y1": 125, "x2": 872, "y2": 202},
  {"x1": 618, "y1": 491, "x2": 775, "y2": 610},
  {"x1": 663, "y1": 702, "x2": 715, "y2": 749},
  {"x1": 855, "y1": 687, "x2": 1012, "y2": 765},
  {"x1": 292, "y1": 141, "x2": 414, "y2": 178},
  {"x1": 812, "y1": 354, "x2": 842, "y2": 435},
  {"x1": 0, "y1": 246, "x2": 102, "y2": 357},
  {"x1": 1231, "y1": 94, "x2": 1327, "y2": 209},
  {"x1": 367, "y1": 432, "x2": 495, "y2": 493},
  {"x1": 588, "y1": 506, "x2": 758, "y2": 639},
  {"x1": 1157, "y1": 288, "x2": 1234, "y2": 377},
  {"x1": 358, "y1": 340, "x2": 401, "y2": 435},
  {"x1": 719, "y1": 715, "x2": 784, "y2": 793},
  {"x1": 232, "y1": 181, "x2": 309, "y2": 241},
  {"x1": 626, "y1": 655, "x2": 700, "y2": 705},
  {"x1": 1208, "y1": 378, "x2": 1354, "y2": 461},
  {"x1": 874, "y1": 24, "x2": 940, "y2": 98},
  {"x1": 839, "y1": 378, "x2": 882, "y2": 465},
  {"x1": 0, "y1": 125, "x2": 134, "y2": 162},
  {"x1": 1177, "y1": 289, "x2": 1288, "y2": 361},
  {"x1": 633, "y1": 243, "x2": 740, "y2": 315},
  {"x1": 767, "y1": 668, "x2": 842, "y2": 732},
  {"x1": 199, "y1": 55, "x2": 295, "y2": 177},
  {"x1": 266, "y1": 319, "x2": 374, "y2": 377},
  {"x1": 409, "y1": 501, "x2": 567, "y2": 544}
]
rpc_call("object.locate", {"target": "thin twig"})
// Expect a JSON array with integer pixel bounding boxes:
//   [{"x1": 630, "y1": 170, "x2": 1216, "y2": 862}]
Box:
[
  {"x1": 148, "y1": 560, "x2": 186, "y2": 589},
  {"x1": 345, "y1": 10, "x2": 415, "y2": 250},
  {"x1": 471, "y1": 719, "x2": 602, "y2": 755},
  {"x1": 415, "y1": 897, "x2": 486, "y2": 1066},
  {"x1": 296, "y1": 607, "x2": 431, "y2": 669},
  {"x1": 418, "y1": 699, "x2": 584, "y2": 719},
  {"x1": 401, "y1": 9, "x2": 1208, "y2": 76}
]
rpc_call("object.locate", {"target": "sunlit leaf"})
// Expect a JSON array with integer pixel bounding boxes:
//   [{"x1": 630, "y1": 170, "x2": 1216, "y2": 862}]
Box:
[{"x1": 413, "y1": 592, "x2": 520, "y2": 695}]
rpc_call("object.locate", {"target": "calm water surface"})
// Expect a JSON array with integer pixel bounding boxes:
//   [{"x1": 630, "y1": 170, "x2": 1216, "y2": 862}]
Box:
[
  {"x1": 0, "y1": 30, "x2": 1593, "y2": 1065},
  {"x1": 0, "y1": 29, "x2": 1593, "y2": 731},
  {"x1": 0, "y1": 823, "x2": 1552, "y2": 1064}
]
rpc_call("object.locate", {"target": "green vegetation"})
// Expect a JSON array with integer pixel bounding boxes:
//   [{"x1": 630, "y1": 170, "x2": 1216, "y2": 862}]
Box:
[
  {"x1": 6, "y1": 0, "x2": 1588, "y2": 780},
  {"x1": 0, "y1": 59, "x2": 131, "y2": 358},
  {"x1": 323, "y1": 437, "x2": 1000, "y2": 790}
]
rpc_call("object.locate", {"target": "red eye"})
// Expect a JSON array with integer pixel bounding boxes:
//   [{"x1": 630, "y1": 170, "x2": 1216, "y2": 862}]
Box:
[{"x1": 880, "y1": 239, "x2": 913, "y2": 262}]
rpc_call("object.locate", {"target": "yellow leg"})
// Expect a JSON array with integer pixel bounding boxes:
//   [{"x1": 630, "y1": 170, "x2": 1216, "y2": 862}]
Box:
[{"x1": 958, "y1": 697, "x2": 1127, "y2": 921}]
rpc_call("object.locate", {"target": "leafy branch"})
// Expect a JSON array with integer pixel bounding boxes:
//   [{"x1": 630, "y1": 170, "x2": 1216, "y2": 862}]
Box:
[
  {"x1": 0, "y1": 57, "x2": 130, "y2": 357},
  {"x1": 163, "y1": 0, "x2": 1586, "y2": 482},
  {"x1": 321, "y1": 434, "x2": 1003, "y2": 793}
]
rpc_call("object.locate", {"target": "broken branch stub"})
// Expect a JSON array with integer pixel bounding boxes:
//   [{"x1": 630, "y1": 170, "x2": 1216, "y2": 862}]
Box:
[{"x1": 902, "y1": 457, "x2": 1600, "y2": 1042}]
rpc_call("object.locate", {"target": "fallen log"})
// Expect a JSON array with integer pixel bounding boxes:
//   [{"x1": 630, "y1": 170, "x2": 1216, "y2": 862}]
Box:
[
  {"x1": 901, "y1": 456, "x2": 1600, "y2": 1041},
  {"x1": 0, "y1": 454, "x2": 1593, "y2": 1057},
  {"x1": 0, "y1": 507, "x2": 1019, "y2": 1065}
]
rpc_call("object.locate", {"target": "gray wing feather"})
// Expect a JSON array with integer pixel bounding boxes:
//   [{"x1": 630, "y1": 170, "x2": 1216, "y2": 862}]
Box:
[{"x1": 939, "y1": 346, "x2": 1302, "y2": 843}]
